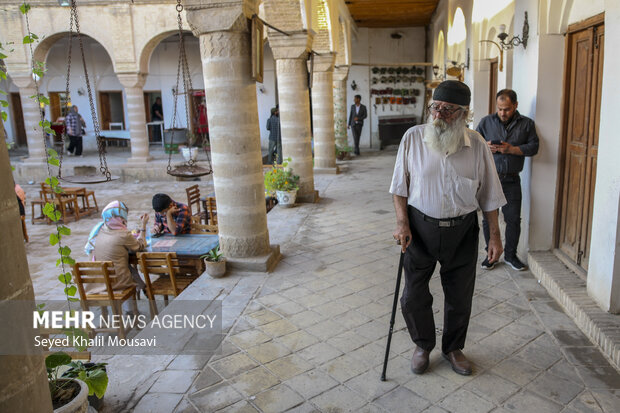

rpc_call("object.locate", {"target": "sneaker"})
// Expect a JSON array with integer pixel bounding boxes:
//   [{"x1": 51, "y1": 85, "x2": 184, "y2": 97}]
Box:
[
  {"x1": 505, "y1": 255, "x2": 526, "y2": 271},
  {"x1": 480, "y1": 257, "x2": 496, "y2": 270}
]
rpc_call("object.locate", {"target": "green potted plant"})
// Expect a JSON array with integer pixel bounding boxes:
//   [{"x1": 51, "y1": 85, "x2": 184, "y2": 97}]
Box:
[
  {"x1": 200, "y1": 246, "x2": 226, "y2": 278},
  {"x1": 335, "y1": 144, "x2": 353, "y2": 161},
  {"x1": 47, "y1": 352, "x2": 108, "y2": 412},
  {"x1": 264, "y1": 157, "x2": 300, "y2": 207}
]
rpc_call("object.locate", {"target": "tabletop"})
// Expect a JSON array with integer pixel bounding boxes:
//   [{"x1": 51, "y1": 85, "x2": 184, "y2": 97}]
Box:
[{"x1": 147, "y1": 233, "x2": 219, "y2": 258}]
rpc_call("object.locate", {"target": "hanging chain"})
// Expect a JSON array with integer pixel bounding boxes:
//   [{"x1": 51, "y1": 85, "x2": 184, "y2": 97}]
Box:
[
  {"x1": 71, "y1": 0, "x2": 111, "y2": 180},
  {"x1": 166, "y1": 0, "x2": 185, "y2": 173},
  {"x1": 58, "y1": 3, "x2": 76, "y2": 179}
]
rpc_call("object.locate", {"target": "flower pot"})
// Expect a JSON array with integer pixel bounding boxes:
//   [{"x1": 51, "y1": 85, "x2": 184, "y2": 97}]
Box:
[
  {"x1": 276, "y1": 190, "x2": 297, "y2": 207},
  {"x1": 204, "y1": 258, "x2": 226, "y2": 278},
  {"x1": 181, "y1": 147, "x2": 198, "y2": 162},
  {"x1": 53, "y1": 379, "x2": 88, "y2": 413}
]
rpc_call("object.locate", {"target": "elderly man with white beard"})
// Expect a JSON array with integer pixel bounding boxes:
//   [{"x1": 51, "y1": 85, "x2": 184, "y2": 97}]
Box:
[{"x1": 390, "y1": 80, "x2": 506, "y2": 376}]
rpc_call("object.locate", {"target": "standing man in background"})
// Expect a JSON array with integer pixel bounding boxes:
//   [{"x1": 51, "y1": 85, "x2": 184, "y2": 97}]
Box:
[
  {"x1": 266, "y1": 107, "x2": 282, "y2": 165},
  {"x1": 65, "y1": 105, "x2": 86, "y2": 157},
  {"x1": 348, "y1": 94, "x2": 367, "y2": 155},
  {"x1": 151, "y1": 97, "x2": 164, "y2": 143},
  {"x1": 476, "y1": 89, "x2": 539, "y2": 271}
]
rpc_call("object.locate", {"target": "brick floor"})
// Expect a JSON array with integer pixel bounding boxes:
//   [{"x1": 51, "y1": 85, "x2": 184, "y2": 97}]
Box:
[{"x1": 25, "y1": 150, "x2": 620, "y2": 412}]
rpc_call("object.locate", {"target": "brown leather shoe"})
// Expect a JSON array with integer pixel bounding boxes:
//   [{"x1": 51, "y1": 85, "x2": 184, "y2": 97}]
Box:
[
  {"x1": 411, "y1": 346, "x2": 430, "y2": 374},
  {"x1": 442, "y1": 350, "x2": 472, "y2": 375}
]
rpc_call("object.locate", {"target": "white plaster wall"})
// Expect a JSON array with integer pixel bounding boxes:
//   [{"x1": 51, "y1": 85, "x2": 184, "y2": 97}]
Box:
[
  {"x1": 587, "y1": 0, "x2": 620, "y2": 313},
  {"x1": 255, "y1": 43, "x2": 277, "y2": 150},
  {"x1": 568, "y1": 0, "x2": 604, "y2": 24},
  {"x1": 348, "y1": 27, "x2": 426, "y2": 150}
]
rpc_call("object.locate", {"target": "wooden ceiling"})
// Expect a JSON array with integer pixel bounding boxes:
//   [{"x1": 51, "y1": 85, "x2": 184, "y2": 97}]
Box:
[{"x1": 345, "y1": 0, "x2": 440, "y2": 28}]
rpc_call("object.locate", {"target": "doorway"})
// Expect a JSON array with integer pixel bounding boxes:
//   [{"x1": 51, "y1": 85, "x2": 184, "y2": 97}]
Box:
[
  {"x1": 9, "y1": 93, "x2": 27, "y2": 146},
  {"x1": 99, "y1": 91, "x2": 125, "y2": 130},
  {"x1": 488, "y1": 58, "x2": 498, "y2": 115},
  {"x1": 144, "y1": 91, "x2": 162, "y2": 144},
  {"x1": 556, "y1": 14, "x2": 604, "y2": 273}
]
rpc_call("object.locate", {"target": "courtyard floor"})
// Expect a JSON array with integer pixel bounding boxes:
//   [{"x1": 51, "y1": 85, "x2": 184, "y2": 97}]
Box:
[{"x1": 21, "y1": 150, "x2": 620, "y2": 413}]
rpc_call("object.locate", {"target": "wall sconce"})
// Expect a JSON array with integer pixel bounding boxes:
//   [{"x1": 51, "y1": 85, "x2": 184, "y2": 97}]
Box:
[
  {"x1": 258, "y1": 85, "x2": 266, "y2": 94},
  {"x1": 77, "y1": 87, "x2": 86, "y2": 96},
  {"x1": 350, "y1": 80, "x2": 358, "y2": 91},
  {"x1": 479, "y1": 40, "x2": 504, "y2": 72},
  {"x1": 497, "y1": 12, "x2": 529, "y2": 50}
]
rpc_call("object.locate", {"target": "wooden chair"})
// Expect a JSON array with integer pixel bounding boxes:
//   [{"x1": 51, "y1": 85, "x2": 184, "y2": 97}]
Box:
[
  {"x1": 137, "y1": 252, "x2": 196, "y2": 317},
  {"x1": 204, "y1": 196, "x2": 218, "y2": 225},
  {"x1": 20, "y1": 216, "x2": 28, "y2": 242},
  {"x1": 68, "y1": 187, "x2": 99, "y2": 216},
  {"x1": 190, "y1": 215, "x2": 218, "y2": 234},
  {"x1": 31, "y1": 197, "x2": 49, "y2": 224},
  {"x1": 40, "y1": 183, "x2": 81, "y2": 223},
  {"x1": 73, "y1": 261, "x2": 138, "y2": 339},
  {"x1": 186, "y1": 185, "x2": 206, "y2": 224}
]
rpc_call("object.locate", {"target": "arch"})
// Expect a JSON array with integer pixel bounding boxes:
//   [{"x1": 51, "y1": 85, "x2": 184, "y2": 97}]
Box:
[
  {"x1": 435, "y1": 30, "x2": 446, "y2": 69},
  {"x1": 138, "y1": 30, "x2": 184, "y2": 75},
  {"x1": 448, "y1": 7, "x2": 467, "y2": 62},
  {"x1": 33, "y1": 31, "x2": 116, "y2": 73}
]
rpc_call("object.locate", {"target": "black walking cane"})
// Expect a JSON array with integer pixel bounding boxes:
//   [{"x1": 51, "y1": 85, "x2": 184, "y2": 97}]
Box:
[{"x1": 380, "y1": 236, "x2": 408, "y2": 381}]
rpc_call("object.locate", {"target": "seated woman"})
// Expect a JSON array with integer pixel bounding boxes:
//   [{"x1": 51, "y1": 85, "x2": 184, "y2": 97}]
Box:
[{"x1": 84, "y1": 201, "x2": 149, "y2": 300}]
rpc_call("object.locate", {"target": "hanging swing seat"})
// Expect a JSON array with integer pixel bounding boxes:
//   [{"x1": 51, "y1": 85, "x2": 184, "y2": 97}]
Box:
[
  {"x1": 167, "y1": 164, "x2": 212, "y2": 178},
  {"x1": 59, "y1": 174, "x2": 120, "y2": 184}
]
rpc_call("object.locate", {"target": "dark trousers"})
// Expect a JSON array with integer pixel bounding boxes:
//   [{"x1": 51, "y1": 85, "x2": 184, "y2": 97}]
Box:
[
  {"x1": 67, "y1": 134, "x2": 83, "y2": 156},
  {"x1": 351, "y1": 124, "x2": 363, "y2": 154},
  {"x1": 482, "y1": 176, "x2": 522, "y2": 258},
  {"x1": 400, "y1": 206, "x2": 479, "y2": 354}
]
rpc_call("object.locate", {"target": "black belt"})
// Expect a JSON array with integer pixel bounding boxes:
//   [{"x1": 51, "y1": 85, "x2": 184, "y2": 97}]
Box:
[
  {"x1": 415, "y1": 208, "x2": 476, "y2": 228},
  {"x1": 498, "y1": 173, "x2": 519, "y2": 180}
]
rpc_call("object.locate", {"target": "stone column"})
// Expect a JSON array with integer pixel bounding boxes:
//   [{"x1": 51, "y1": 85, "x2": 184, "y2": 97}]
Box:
[
  {"x1": 186, "y1": 1, "x2": 279, "y2": 271},
  {"x1": 11, "y1": 75, "x2": 46, "y2": 164},
  {"x1": 269, "y1": 32, "x2": 317, "y2": 203},
  {"x1": 333, "y1": 67, "x2": 349, "y2": 148},
  {"x1": 117, "y1": 73, "x2": 152, "y2": 163},
  {"x1": 311, "y1": 53, "x2": 338, "y2": 174},
  {"x1": 0, "y1": 116, "x2": 53, "y2": 413}
]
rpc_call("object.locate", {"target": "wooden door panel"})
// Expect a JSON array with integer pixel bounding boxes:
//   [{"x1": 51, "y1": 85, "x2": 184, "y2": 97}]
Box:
[
  {"x1": 99, "y1": 92, "x2": 111, "y2": 130},
  {"x1": 566, "y1": 32, "x2": 592, "y2": 146},
  {"x1": 559, "y1": 151, "x2": 586, "y2": 259},
  {"x1": 10, "y1": 93, "x2": 27, "y2": 146}
]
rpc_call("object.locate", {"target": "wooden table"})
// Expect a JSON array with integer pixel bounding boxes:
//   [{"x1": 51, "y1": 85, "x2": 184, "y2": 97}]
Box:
[
  {"x1": 63, "y1": 187, "x2": 98, "y2": 216},
  {"x1": 131, "y1": 233, "x2": 219, "y2": 275}
]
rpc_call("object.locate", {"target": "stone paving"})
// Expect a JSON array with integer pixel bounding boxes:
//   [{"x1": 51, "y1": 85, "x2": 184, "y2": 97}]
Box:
[{"x1": 21, "y1": 150, "x2": 620, "y2": 412}]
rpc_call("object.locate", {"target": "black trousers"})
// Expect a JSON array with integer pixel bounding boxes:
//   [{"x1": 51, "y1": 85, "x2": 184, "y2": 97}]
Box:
[
  {"x1": 351, "y1": 124, "x2": 363, "y2": 153},
  {"x1": 482, "y1": 175, "x2": 521, "y2": 258},
  {"x1": 400, "y1": 206, "x2": 479, "y2": 354},
  {"x1": 67, "y1": 134, "x2": 83, "y2": 156}
]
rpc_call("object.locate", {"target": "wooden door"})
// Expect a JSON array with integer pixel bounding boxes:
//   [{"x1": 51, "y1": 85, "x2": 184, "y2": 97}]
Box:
[
  {"x1": 488, "y1": 58, "x2": 498, "y2": 115},
  {"x1": 49, "y1": 92, "x2": 61, "y2": 122},
  {"x1": 99, "y1": 92, "x2": 111, "y2": 130},
  {"x1": 10, "y1": 93, "x2": 27, "y2": 146},
  {"x1": 557, "y1": 19, "x2": 604, "y2": 271}
]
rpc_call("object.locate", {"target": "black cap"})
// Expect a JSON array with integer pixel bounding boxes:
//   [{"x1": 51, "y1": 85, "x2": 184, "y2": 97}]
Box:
[{"x1": 432, "y1": 80, "x2": 471, "y2": 106}]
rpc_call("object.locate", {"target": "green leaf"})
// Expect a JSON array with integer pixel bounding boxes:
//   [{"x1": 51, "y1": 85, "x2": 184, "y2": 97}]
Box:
[
  {"x1": 49, "y1": 233, "x2": 59, "y2": 245},
  {"x1": 64, "y1": 285, "x2": 77, "y2": 296},
  {"x1": 0, "y1": 100, "x2": 7, "y2": 107},
  {"x1": 1, "y1": 112, "x2": 6, "y2": 122},
  {"x1": 40, "y1": 95, "x2": 49, "y2": 105},
  {"x1": 58, "y1": 272, "x2": 71, "y2": 284},
  {"x1": 0, "y1": 90, "x2": 6, "y2": 95},
  {"x1": 45, "y1": 352, "x2": 71, "y2": 370},
  {"x1": 0, "y1": 52, "x2": 6, "y2": 59},
  {"x1": 45, "y1": 176, "x2": 59, "y2": 187},
  {"x1": 48, "y1": 158, "x2": 59, "y2": 166},
  {"x1": 44, "y1": 126, "x2": 53, "y2": 134},
  {"x1": 23, "y1": 35, "x2": 34, "y2": 44},
  {"x1": 47, "y1": 148, "x2": 58, "y2": 157},
  {"x1": 19, "y1": 4, "x2": 31, "y2": 14},
  {"x1": 0, "y1": 71, "x2": 6, "y2": 80},
  {"x1": 61, "y1": 256, "x2": 75, "y2": 265},
  {"x1": 86, "y1": 369, "x2": 108, "y2": 398},
  {"x1": 58, "y1": 226, "x2": 71, "y2": 236},
  {"x1": 43, "y1": 202, "x2": 55, "y2": 215},
  {"x1": 59, "y1": 246, "x2": 71, "y2": 256},
  {"x1": 68, "y1": 297, "x2": 80, "y2": 302},
  {"x1": 54, "y1": 210, "x2": 62, "y2": 221},
  {"x1": 31, "y1": 33, "x2": 38, "y2": 40}
]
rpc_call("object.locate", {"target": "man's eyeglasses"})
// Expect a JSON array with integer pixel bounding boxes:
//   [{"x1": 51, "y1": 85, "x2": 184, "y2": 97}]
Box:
[{"x1": 428, "y1": 103, "x2": 463, "y2": 116}]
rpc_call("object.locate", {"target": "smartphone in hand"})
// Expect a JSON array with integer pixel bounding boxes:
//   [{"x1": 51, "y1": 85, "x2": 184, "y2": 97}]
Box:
[{"x1": 490, "y1": 140, "x2": 502, "y2": 145}]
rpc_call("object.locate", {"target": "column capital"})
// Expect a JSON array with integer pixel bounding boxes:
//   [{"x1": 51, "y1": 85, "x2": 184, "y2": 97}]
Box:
[
  {"x1": 333, "y1": 66, "x2": 350, "y2": 81},
  {"x1": 184, "y1": 0, "x2": 257, "y2": 36},
  {"x1": 269, "y1": 31, "x2": 314, "y2": 60},
  {"x1": 10, "y1": 74, "x2": 37, "y2": 89},
  {"x1": 117, "y1": 73, "x2": 147, "y2": 89},
  {"x1": 311, "y1": 53, "x2": 336, "y2": 73}
]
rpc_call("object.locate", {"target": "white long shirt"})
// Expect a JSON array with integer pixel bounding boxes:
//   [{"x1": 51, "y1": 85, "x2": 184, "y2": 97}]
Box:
[{"x1": 389, "y1": 124, "x2": 506, "y2": 219}]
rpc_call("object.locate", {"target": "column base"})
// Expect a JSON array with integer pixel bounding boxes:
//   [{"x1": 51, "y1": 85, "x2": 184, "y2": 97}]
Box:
[
  {"x1": 227, "y1": 245, "x2": 281, "y2": 273},
  {"x1": 314, "y1": 166, "x2": 339, "y2": 175},
  {"x1": 297, "y1": 189, "x2": 319, "y2": 203},
  {"x1": 125, "y1": 156, "x2": 154, "y2": 164},
  {"x1": 20, "y1": 157, "x2": 47, "y2": 166}
]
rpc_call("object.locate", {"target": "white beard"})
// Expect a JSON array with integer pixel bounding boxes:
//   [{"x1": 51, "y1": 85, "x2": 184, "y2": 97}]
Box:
[{"x1": 423, "y1": 117, "x2": 466, "y2": 155}]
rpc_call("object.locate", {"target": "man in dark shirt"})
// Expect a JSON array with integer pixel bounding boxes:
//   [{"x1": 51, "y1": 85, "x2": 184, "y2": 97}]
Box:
[
  {"x1": 151, "y1": 97, "x2": 163, "y2": 143},
  {"x1": 476, "y1": 89, "x2": 539, "y2": 271},
  {"x1": 152, "y1": 193, "x2": 191, "y2": 236}
]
